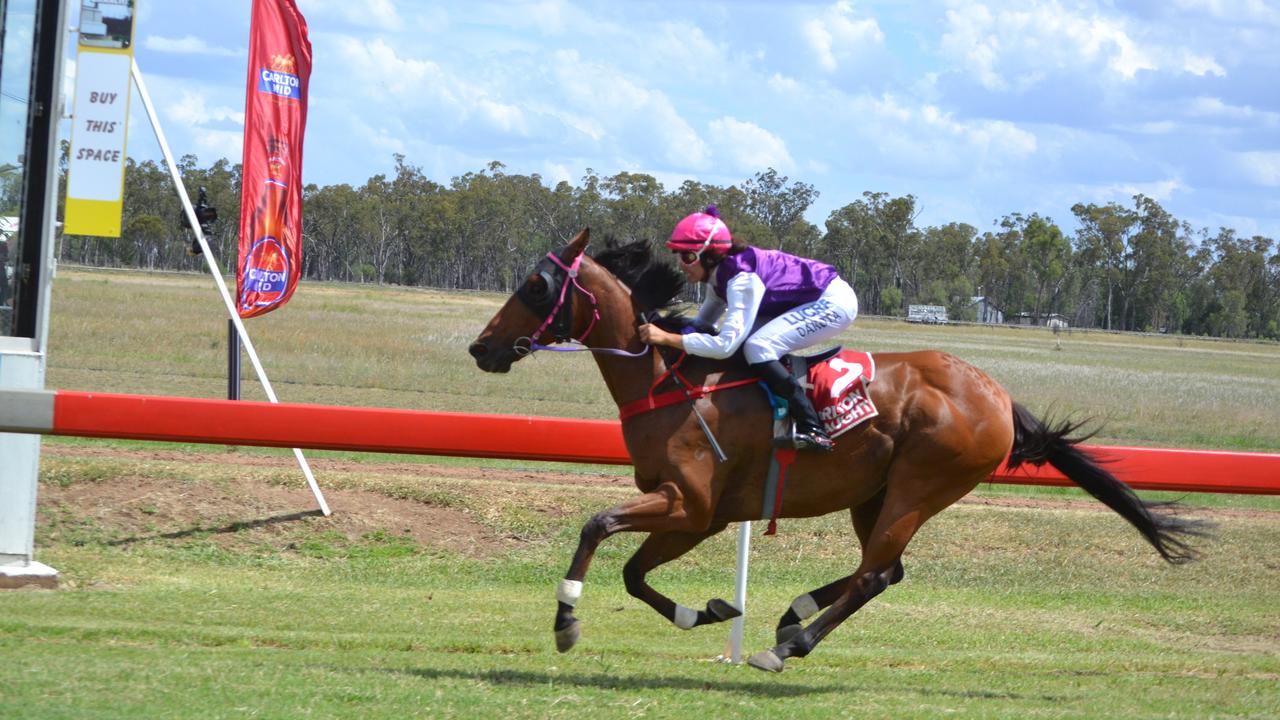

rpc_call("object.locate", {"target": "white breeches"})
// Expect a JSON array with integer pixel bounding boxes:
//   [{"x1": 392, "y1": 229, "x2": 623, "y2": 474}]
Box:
[{"x1": 742, "y1": 278, "x2": 859, "y2": 364}]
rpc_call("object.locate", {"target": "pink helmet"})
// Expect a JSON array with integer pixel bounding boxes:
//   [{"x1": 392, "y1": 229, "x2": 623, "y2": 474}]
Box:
[{"x1": 666, "y1": 205, "x2": 732, "y2": 257}]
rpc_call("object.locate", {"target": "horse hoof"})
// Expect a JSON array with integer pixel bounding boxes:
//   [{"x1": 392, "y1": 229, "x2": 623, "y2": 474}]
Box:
[
  {"x1": 747, "y1": 649, "x2": 785, "y2": 673},
  {"x1": 775, "y1": 623, "x2": 803, "y2": 645},
  {"x1": 554, "y1": 620, "x2": 581, "y2": 653},
  {"x1": 706, "y1": 598, "x2": 742, "y2": 622}
]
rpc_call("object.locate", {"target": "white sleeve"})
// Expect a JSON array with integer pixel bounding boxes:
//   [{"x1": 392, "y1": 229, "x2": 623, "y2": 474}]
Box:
[{"x1": 682, "y1": 273, "x2": 764, "y2": 359}]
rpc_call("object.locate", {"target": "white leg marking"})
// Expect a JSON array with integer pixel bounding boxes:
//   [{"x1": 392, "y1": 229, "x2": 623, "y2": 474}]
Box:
[
  {"x1": 673, "y1": 604, "x2": 698, "y2": 630},
  {"x1": 557, "y1": 579, "x2": 583, "y2": 607},
  {"x1": 791, "y1": 593, "x2": 820, "y2": 620}
]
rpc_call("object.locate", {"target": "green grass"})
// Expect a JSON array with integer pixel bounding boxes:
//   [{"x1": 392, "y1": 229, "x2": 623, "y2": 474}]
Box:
[
  {"x1": 2, "y1": 266, "x2": 1278, "y2": 719},
  {"x1": 7, "y1": 479, "x2": 1279, "y2": 719}
]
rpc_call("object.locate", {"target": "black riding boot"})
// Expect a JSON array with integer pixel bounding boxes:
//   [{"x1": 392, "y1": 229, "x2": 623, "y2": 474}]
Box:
[{"x1": 751, "y1": 360, "x2": 835, "y2": 452}]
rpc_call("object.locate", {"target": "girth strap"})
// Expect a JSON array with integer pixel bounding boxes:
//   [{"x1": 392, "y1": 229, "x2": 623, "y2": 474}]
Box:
[{"x1": 761, "y1": 447, "x2": 798, "y2": 536}]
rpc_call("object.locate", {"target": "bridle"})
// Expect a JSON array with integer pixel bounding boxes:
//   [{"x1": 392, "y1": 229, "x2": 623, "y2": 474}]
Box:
[{"x1": 513, "y1": 250, "x2": 648, "y2": 358}]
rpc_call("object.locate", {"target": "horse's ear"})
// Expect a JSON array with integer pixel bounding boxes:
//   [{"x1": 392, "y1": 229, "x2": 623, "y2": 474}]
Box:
[{"x1": 565, "y1": 228, "x2": 590, "y2": 259}]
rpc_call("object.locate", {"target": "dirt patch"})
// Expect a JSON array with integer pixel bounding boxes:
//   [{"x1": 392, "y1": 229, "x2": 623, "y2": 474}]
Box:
[{"x1": 40, "y1": 472, "x2": 518, "y2": 558}]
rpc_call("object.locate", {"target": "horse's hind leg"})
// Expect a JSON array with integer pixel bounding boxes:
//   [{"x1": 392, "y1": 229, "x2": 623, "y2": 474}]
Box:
[
  {"x1": 622, "y1": 524, "x2": 740, "y2": 632},
  {"x1": 748, "y1": 464, "x2": 978, "y2": 673},
  {"x1": 774, "y1": 494, "x2": 905, "y2": 644}
]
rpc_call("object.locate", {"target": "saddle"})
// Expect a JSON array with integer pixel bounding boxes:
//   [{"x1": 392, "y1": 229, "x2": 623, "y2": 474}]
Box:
[{"x1": 769, "y1": 346, "x2": 877, "y2": 446}]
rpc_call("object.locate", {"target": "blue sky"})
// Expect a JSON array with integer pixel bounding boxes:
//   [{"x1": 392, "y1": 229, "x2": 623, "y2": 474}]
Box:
[{"x1": 62, "y1": 0, "x2": 1280, "y2": 240}]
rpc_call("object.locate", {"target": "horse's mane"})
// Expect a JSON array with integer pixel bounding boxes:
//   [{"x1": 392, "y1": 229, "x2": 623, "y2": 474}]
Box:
[
  {"x1": 590, "y1": 238, "x2": 685, "y2": 312},
  {"x1": 590, "y1": 237, "x2": 747, "y2": 372}
]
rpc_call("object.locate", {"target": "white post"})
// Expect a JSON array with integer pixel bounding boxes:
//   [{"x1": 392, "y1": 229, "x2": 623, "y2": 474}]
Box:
[
  {"x1": 727, "y1": 520, "x2": 751, "y2": 663},
  {"x1": 130, "y1": 60, "x2": 329, "y2": 516},
  {"x1": 1, "y1": 0, "x2": 69, "y2": 588}
]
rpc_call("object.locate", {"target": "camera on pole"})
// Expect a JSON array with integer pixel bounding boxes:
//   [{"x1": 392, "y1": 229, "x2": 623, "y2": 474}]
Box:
[{"x1": 180, "y1": 186, "x2": 219, "y2": 256}]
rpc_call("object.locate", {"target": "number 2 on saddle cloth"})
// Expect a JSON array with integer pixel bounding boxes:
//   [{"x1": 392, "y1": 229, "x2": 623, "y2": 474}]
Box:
[{"x1": 759, "y1": 348, "x2": 878, "y2": 535}]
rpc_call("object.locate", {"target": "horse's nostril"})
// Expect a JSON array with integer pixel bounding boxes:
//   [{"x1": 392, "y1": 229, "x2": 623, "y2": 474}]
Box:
[{"x1": 468, "y1": 342, "x2": 487, "y2": 359}]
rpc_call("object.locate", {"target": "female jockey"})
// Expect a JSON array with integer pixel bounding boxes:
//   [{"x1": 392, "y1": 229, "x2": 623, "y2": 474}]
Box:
[{"x1": 638, "y1": 206, "x2": 859, "y2": 452}]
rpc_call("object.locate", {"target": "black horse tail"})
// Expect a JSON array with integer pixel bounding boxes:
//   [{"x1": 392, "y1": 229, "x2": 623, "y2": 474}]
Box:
[{"x1": 1008, "y1": 402, "x2": 1211, "y2": 564}]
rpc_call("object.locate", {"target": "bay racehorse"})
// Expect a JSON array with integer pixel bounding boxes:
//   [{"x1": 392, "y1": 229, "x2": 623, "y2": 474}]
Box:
[{"x1": 468, "y1": 229, "x2": 1205, "y2": 673}]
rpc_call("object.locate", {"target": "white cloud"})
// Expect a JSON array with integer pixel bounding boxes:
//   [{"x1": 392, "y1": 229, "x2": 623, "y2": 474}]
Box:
[
  {"x1": 1088, "y1": 177, "x2": 1186, "y2": 203},
  {"x1": 845, "y1": 92, "x2": 1038, "y2": 176},
  {"x1": 333, "y1": 37, "x2": 527, "y2": 135},
  {"x1": 1182, "y1": 52, "x2": 1225, "y2": 77},
  {"x1": 708, "y1": 117, "x2": 793, "y2": 173},
  {"x1": 1172, "y1": 0, "x2": 1280, "y2": 26},
  {"x1": 166, "y1": 90, "x2": 244, "y2": 126},
  {"x1": 1236, "y1": 152, "x2": 1280, "y2": 186},
  {"x1": 803, "y1": 1, "x2": 885, "y2": 73},
  {"x1": 301, "y1": 0, "x2": 401, "y2": 30},
  {"x1": 144, "y1": 35, "x2": 239, "y2": 57},
  {"x1": 1130, "y1": 121, "x2": 1179, "y2": 134},
  {"x1": 543, "y1": 162, "x2": 573, "y2": 186},
  {"x1": 767, "y1": 73, "x2": 800, "y2": 94},
  {"x1": 939, "y1": 4, "x2": 1003, "y2": 89},
  {"x1": 334, "y1": 38, "x2": 432, "y2": 97},
  {"x1": 190, "y1": 130, "x2": 245, "y2": 163},
  {"x1": 514, "y1": 0, "x2": 570, "y2": 34},
  {"x1": 550, "y1": 50, "x2": 708, "y2": 169},
  {"x1": 939, "y1": 1, "x2": 1223, "y2": 90},
  {"x1": 652, "y1": 22, "x2": 725, "y2": 76},
  {"x1": 1187, "y1": 97, "x2": 1280, "y2": 126},
  {"x1": 804, "y1": 159, "x2": 832, "y2": 177},
  {"x1": 354, "y1": 121, "x2": 408, "y2": 157}
]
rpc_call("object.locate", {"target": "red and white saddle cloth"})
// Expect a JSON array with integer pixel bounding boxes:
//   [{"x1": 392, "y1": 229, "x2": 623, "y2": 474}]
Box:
[{"x1": 806, "y1": 350, "x2": 877, "y2": 439}]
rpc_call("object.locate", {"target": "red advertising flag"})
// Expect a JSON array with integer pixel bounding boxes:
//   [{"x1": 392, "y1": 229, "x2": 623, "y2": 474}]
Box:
[{"x1": 236, "y1": 0, "x2": 311, "y2": 318}]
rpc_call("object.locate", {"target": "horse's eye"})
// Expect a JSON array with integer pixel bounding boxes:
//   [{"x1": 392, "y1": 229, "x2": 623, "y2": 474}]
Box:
[{"x1": 527, "y1": 275, "x2": 548, "y2": 297}]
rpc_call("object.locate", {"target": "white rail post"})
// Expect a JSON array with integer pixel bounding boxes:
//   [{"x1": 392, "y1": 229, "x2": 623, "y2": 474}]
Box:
[{"x1": 726, "y1": 520, "x2": 751, "y2": 663}]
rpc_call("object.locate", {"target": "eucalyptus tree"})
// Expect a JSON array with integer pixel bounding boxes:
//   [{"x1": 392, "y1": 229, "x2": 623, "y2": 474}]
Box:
[
  {"x1": 447, "y1": 162, "x2": 565, "y2": 291},
  {"x1": 302, "y1": 183, "x2": 363, "y2": 282},
  {"x1": 573, "y1": 170, "x2": 609, "y2": 233},
  {"x1": 1020, "y1": 214, "x2": 1071, "y2": 320},
  {"x1": 1072, "y1": 201, "x2": 1137, "y2": 330},
  {"x1": 975, "y1": 220, "x2": 1026, "y2": 320},
  {"x1": 600, "y1": 171, "x2": 667, "y2": 242},
  {"x1": 912, "y1": 222, "x2": 977, "y2": 320},
  {"x1": 741, "y1": 168, "x2": 819, "y2": 252},
  {"x1": 821, "y1": 191, "x2": 920, "y2": 316},
  {"x1": 1129, "y1": 195, "x2": 1197, "y2": 333},
  {"x1": 1192, "y1": 229, "x2": 1278, "y2": 338}
]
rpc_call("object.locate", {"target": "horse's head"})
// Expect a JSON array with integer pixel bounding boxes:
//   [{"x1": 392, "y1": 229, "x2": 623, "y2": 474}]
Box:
[{"x1": 469, "y1": 228, "x2": 597, "y2": 373}]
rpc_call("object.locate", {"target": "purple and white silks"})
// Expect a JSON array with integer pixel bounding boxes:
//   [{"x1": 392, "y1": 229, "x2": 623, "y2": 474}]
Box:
[
  {"x1": 713, "y1": 247, "x2": 838, "y2": 317},
  {"x1": 683, "y1": 247, "x2": 858, "y2": 363}
]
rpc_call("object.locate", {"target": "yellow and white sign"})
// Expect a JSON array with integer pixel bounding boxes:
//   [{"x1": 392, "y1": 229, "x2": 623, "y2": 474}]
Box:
[{"x1": 64, "y1": 0, "x2": 138, "y2": 237}]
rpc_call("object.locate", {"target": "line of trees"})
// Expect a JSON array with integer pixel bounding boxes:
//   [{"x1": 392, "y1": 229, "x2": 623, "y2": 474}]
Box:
[{"x1": 49, "y1": 152, "x2": 1280, "y2": 339}]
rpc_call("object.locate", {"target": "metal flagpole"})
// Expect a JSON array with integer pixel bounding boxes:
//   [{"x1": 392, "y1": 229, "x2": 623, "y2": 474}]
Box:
[{"x1": 130, "y1": 59, "x2": 330, "y2": 516}]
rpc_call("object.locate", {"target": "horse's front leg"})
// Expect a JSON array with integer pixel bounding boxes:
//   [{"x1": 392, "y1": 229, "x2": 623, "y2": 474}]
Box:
[{"x1": 555, "y1": 481, "x2": 710, "y2": 652}]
